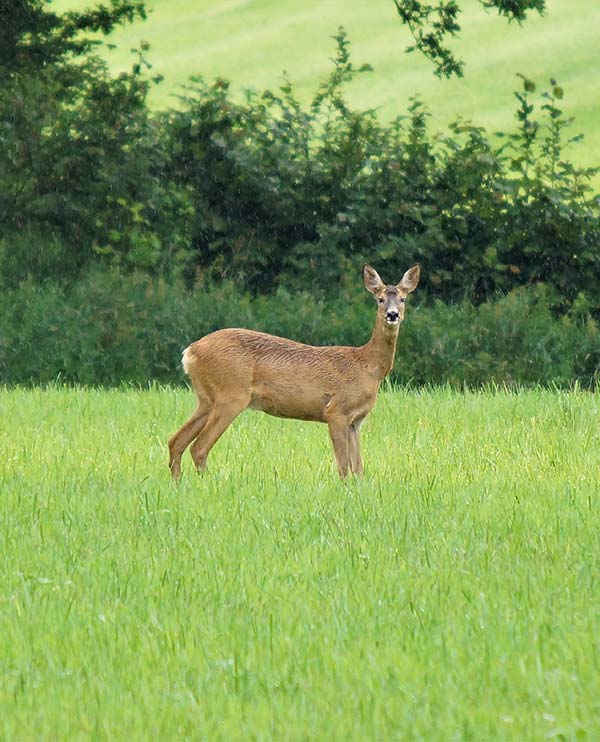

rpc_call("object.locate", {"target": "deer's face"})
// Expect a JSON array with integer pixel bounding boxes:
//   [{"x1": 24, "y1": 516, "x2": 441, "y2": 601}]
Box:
[
  {"x1": 375, "y1": 285, "x2": 407, "y2": 327},
  {"x1": 363, "y1": 264, "x2": 420, "y2": 330}
]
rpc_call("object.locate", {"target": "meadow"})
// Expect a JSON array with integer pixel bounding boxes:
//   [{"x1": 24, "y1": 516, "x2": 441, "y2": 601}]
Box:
[
  {"x1": 54, "y1": 0, "x2": 600, "y2": 171},
  {"x1": 1, "y1": 385, "x2": 598, "y2": 739}
]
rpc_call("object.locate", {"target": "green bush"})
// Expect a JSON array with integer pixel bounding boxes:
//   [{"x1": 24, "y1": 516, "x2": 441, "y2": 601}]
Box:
[
  {"x1": 163, "y1": 33, "x2": 600, "y2": 306},
  {"x1": 0, "y1": 272, "x2": 597, "y2": 388}
]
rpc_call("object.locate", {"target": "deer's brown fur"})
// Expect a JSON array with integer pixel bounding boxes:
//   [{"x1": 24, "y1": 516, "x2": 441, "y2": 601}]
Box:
[{"x1": 168, "y1": 264, "x2": 420, "y2": 479}]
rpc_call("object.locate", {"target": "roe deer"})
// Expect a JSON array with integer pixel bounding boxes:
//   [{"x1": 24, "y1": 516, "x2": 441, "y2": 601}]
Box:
[{"x1": 168, "y1": 264, "x2": 420, "y2": 479}]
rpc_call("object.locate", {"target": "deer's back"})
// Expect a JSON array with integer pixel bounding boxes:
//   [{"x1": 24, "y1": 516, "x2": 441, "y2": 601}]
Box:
[{"x1": 187, "y1": 328, "x2": 358, "y2": 369}]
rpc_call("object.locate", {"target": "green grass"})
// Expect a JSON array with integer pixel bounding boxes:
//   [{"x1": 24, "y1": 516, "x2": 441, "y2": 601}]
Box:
[
  {"x1": 1, "y1": 385, "x2": 598, "y2": 739},
  {"x1": 54, "y1": 0, "x2": 600, "y2": 171}
]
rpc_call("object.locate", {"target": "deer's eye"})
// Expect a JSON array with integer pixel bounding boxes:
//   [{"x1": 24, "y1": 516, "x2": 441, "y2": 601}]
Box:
[
  {"x1": 378, "y1": 298, "x2": 384, "y2": 304},
  {"x1": 399, "y1": 297, "x2": 406, "y2": 304}
]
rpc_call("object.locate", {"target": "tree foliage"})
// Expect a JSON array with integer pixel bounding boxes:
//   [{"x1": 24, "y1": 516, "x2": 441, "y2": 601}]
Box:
[
  {"x1": 0, "y1": 0, "x2": 190, "y2": 279},
  {"x1": 0, "y1": 0, "x2": 145, "y2": 72},
  {"x1": 392, "y1": 0, "x2": 546, "y2": 77}
]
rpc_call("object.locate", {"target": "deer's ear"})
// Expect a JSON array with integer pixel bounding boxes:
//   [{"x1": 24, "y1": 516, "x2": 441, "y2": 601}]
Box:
[
  {"x1": 363, "y1": 265, "x2": 384, "y2": 294},
  {"x1": 398, "y1": 264, "x2": 420, "y2": 293}
]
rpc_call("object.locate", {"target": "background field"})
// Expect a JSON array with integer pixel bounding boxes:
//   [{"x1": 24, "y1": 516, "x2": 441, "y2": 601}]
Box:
[
  {"x1": 1, "y1": 386, "x2": 598, "y2": 739},
  {"x1": 54, "y1": 0, "x2": 600, "y2": 171}
]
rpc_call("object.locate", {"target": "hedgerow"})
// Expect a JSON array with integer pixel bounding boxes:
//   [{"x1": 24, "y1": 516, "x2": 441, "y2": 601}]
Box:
[{"x1": 1, "y1": 271, "x2": 597, "y2": 388}]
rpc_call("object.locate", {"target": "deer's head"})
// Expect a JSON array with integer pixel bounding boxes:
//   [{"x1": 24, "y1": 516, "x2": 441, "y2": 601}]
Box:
[{"x1": 363, "y1": 264, "x2": 420, "y2": 329}]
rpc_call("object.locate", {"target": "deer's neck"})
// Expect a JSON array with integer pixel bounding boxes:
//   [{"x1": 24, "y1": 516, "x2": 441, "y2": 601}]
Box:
[{"x1": 360, "y1": 317, "x2": 399, "y2": 382}]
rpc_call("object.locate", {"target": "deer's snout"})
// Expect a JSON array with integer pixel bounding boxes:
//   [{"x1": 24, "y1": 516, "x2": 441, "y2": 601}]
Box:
[{"x1": 386, "y1": 310, "x2": 399, "y2": 324}]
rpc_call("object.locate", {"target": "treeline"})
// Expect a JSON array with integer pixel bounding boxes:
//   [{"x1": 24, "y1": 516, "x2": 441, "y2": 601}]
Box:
[{"x1": 1, "y1": 3, "x2": 599, "y2": 386}]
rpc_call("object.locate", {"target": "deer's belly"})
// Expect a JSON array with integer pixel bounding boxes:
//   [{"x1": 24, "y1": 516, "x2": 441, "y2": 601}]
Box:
[{"x1": 248, "y1": 385, "x2": 328, "y2": 422}]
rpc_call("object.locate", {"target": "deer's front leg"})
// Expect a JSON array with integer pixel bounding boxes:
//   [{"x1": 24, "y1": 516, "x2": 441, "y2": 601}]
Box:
[{"x1": 348, "y1": 422, "x2": 364, "y2": 475}]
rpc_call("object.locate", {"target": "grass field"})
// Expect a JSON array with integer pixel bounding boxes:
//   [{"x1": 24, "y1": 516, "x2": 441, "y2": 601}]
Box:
[
  {"x1": 54, "y1": 0, "x2": 600, "y2": 172},
  {"x1": 1, "y1": 385, "x2": 598, "y2": 739}
]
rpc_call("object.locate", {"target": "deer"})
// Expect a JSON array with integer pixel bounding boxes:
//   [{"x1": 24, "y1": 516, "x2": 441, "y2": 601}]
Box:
[{"x1": 168, "y1": 264, "x2": 420, "y2": 480}]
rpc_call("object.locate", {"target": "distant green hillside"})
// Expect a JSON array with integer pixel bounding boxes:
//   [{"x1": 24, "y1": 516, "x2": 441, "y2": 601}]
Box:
[{"x1": 56, "y1": 0, "x2": 600, "y2": 171}]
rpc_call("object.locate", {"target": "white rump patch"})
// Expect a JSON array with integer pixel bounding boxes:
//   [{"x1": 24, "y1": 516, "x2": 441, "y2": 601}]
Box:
[{"x1": 181, "y1": 346, "x2": 194, "y2": 376}]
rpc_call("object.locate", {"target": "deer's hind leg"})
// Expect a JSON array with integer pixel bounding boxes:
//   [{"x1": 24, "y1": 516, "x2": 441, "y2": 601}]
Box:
[
  {"x1": 189, "y1": 394, "x2": 250, "y2": 472},
  {"x1": 168, "y1": 404, "x2": 209, "y2": 480}
]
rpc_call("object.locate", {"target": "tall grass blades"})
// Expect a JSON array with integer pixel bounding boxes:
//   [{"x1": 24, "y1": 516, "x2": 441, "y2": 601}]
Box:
[{"x1": 0, "y1": 386, "x2": 598, "y2": 739}]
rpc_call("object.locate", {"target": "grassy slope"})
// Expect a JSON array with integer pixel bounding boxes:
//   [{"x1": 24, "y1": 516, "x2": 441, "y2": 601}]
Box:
[
  {"x1": 1, "y1": 387, "x2": 598, "y2": 738},
  {"x1": 55, "y1": 0, "x2": 600, "y2": 170}
]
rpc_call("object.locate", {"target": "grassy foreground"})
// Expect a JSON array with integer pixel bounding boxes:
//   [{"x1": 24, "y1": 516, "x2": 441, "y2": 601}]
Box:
[{"x1": 0, "y1": 386, "x2": 599, "y2": 739}]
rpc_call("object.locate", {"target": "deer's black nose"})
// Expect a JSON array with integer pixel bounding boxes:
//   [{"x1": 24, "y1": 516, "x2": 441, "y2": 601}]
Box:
[{"x1": 386, "y1": 311, "x2": 399, "y2": 322}]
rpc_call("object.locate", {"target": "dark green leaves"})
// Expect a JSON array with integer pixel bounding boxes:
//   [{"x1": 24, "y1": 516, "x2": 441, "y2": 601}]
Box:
[
  {"x1": 392, "y1": 0, "x2": 546, "y2": 78},
  {"x1": 0, "y1": 0, "x2": 146, "y2": 73},
  {"x1": 393, "y1": 0, "x2": 464, "y2": 78},
  {"x1": 481, "y1": 0, "x2": 546, "y2": 22}
]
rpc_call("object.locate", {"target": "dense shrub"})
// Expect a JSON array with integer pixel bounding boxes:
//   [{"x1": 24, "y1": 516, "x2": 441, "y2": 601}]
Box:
[
  {"x1": 0, "y1": 272, "x2": 597, "y2": 388},
  {"x1": 163, "y1": 32, "x2": 600, "y2": 306}
]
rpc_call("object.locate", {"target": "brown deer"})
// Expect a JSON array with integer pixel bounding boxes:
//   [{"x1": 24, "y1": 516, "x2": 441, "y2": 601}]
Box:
[{"x1": 168, "y1": 264, "x2": 420, "y2": 479}]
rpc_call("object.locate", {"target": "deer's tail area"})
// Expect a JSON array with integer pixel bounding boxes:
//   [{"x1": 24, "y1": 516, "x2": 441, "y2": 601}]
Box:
[
  {"x1": 181, "y1": 345, "x2": 196, "y2": 377},
  {"x1": 181, "y1": 344, "x2": 208, "y2": 402}
]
